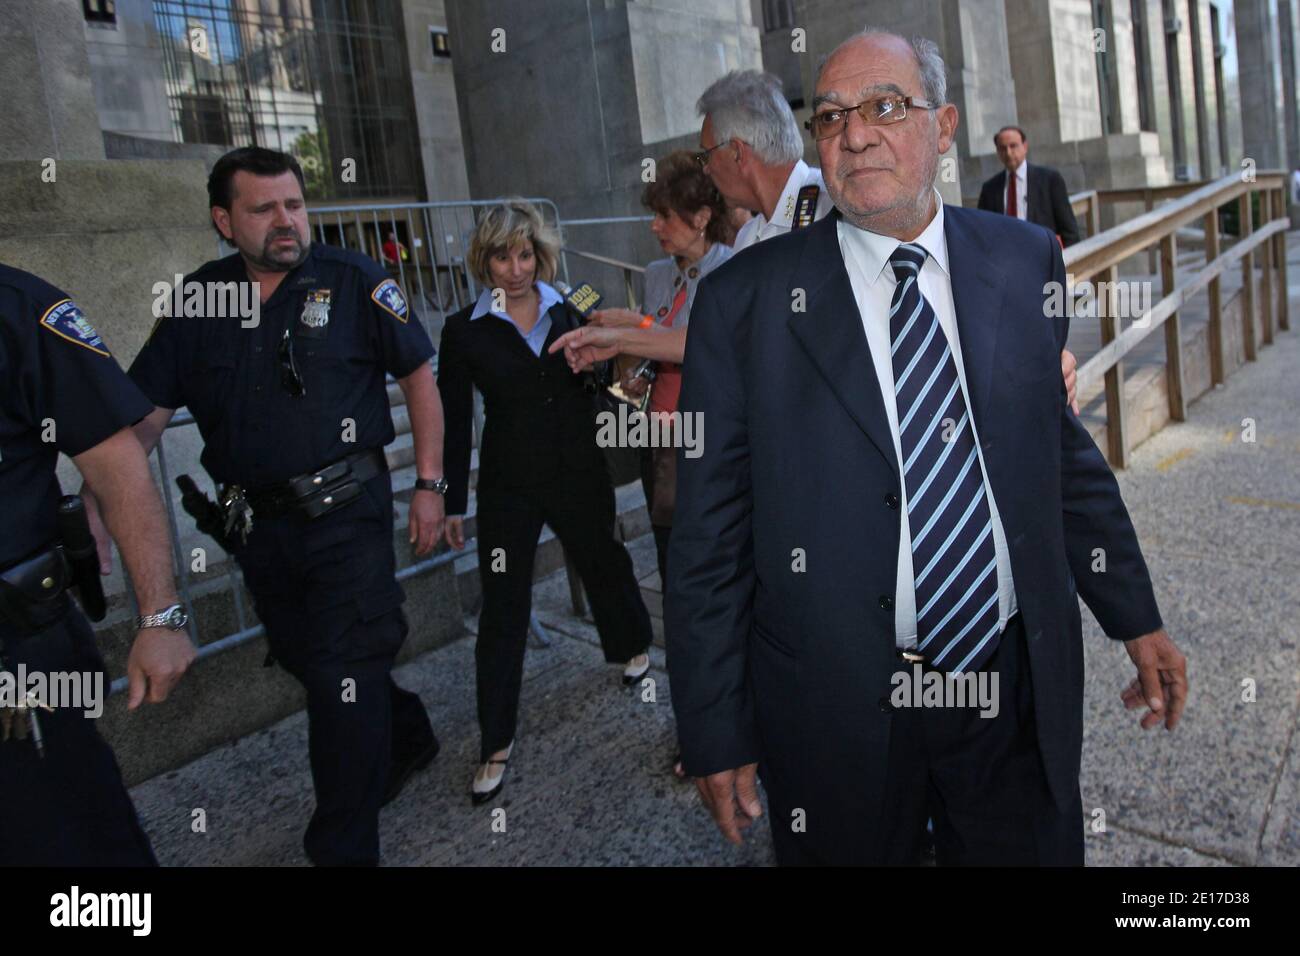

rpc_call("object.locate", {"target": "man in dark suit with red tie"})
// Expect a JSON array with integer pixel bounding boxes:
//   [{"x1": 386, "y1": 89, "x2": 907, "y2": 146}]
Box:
[
  {"x1": 978, "y1": 125, "x2": 1082, "y2": 247},
  {"x1": 666, "y1": 28, "x2": 1188, "y2": 865}
]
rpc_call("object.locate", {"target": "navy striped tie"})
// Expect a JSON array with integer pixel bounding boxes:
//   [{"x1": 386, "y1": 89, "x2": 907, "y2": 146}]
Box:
[{"x1": 888, "y1": 243, "x2": 1001, "y2": 674}]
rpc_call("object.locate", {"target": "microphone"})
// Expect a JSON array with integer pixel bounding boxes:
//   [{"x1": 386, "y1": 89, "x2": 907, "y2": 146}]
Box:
[{"x1": 554, "y1": 280, "x2": 603, "y2": 324}]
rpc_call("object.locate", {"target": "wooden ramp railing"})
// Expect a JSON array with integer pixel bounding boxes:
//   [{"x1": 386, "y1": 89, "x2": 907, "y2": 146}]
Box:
[{"x1": 1063, "y1": 171, "x2": 1291, "y2": 467}]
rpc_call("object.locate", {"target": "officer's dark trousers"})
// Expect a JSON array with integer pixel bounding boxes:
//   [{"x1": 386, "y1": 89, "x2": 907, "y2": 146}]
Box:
[
  {"x1": 770, "y1": 616, "x2": 1084, "y2": 866},
  {"x1": 235, "y1": 474, "x2": 433, "y2": 866},
  {"x1": 474, "y1": 465, "x2": 652, "y2": 761},
  {"x1": 0, "y1": 609, "x2": 157, "y2": 866}
]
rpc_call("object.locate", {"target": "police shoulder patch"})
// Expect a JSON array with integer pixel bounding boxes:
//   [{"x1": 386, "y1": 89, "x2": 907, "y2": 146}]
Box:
[
  {"x1": 371, "y1": 279, "x2": 409, "y2": 323},
  {"x1": 39, "y1": 298, "x2": 110, "y2": 356}
]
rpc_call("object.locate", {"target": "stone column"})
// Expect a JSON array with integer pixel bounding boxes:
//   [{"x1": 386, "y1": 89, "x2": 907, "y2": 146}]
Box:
[{"x1": 1235, "y1": 0, "x2": 1288, "y2": 170}]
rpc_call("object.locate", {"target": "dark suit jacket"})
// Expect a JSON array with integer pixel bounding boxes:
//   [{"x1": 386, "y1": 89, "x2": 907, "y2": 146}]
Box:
[
  {"x1": 978, "y1": 162, "x2": 1082, "y2": 247},
  {"x1": 435, "y1": 298, "x2": 606, "y2": 516},
  {"x1": 665, "y1": 205, "x2": 1162, "y2": 864}
]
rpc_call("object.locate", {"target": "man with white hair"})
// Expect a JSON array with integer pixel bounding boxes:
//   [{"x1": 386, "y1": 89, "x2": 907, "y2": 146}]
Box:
[
  {"x1": 668, "y1": 30, "x2": 1186, "y2": 865},
  {"x1": 695, "y1": 67, "x2": 1080, "y2": 411},
  {"x1": 695, "y1": 70, "x2": 835, "y2": 252}
]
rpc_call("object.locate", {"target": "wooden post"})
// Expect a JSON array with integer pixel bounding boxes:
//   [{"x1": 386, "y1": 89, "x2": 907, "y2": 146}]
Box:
[
  {"x1": 1160, "y1": 233, "x2": 1186, "y2": 420},
  {"x1": 1273, "y1": 187, "x2": 1291, "y2": 332},
  {"x1": 1259, "y1": 186, "x2": 1274, "y2": 346},
  {"x1": 1098, "y1": 264, "x2": 1129, "y2": 467},
  {"x1": 1088, "y1": 193, "x2": 1101, "y2": 239},
  {"x1": 1204, "y1": 207, "x2": 1225, "y2": 386},
  {"x1": 1239, "y1": 191, "x2": 1257, "y2": 361}
]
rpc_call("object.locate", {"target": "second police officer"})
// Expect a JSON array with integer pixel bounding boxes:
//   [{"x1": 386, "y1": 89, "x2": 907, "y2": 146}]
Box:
[
  {"x1": 92, "y1": 147, "x2": 451, "y2": 867},
  {"x1": 1, "y1": 262, "x2": 194, "y2": 864}
]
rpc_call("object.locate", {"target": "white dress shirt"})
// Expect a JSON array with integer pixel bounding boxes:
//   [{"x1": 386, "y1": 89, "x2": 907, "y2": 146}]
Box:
[
  {"x1": 836, "y1": 189, "x2": 1019, "y2": 648},
  {"x1": 1003, "y1": 160, "x2": 1029, "y2": 221},
  {"x1": 732, "y1": 160, "x2": 835, "y2": 252}
]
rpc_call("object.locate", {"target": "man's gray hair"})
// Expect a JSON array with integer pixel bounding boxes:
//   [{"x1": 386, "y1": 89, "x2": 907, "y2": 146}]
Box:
[
  {"x1": 696, "y1": 70, "x2": 803, "y2": 166},
  {"x1": 816, "y1": 29, "x2": 948, "y2": 106}
]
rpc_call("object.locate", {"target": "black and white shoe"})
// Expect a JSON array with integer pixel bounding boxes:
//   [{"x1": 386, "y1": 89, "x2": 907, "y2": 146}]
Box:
[
  {"x1": 622, "y1": 653, "x2": 651, "y2": 686},
  {"x1": 470, "y1": 741, "x2": 514, "y2": 806}
]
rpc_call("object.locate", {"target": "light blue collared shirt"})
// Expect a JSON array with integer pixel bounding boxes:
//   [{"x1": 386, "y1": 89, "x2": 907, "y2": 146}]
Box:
[{"x1": 469, "y1": 281, "x2": 564, "y2": 356}]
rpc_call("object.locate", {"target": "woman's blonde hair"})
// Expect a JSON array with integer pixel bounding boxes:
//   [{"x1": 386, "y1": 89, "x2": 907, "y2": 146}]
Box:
[{"x1": 467, "y1": 198, "x2": 561, "y2": 287}]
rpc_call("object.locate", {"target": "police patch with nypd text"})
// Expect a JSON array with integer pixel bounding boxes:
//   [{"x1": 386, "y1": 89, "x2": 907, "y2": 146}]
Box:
[
  {"x1": 371, "y1": 279, "x2": 409, "y2": 323},
  {"x1": 40, "y1": 299, "x2": 111, "y2": 357}
]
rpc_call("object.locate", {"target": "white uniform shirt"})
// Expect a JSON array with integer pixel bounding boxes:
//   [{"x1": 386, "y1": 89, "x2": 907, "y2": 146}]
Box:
[{"x1": 732, "y1": 159, "x2": 835, "y2": 253}]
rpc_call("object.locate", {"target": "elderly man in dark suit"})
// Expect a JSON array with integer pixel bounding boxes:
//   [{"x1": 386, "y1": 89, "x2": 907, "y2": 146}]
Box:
[
  {"x1": 979, "y1": 125, "x2": 1082, "y2": 247},
  {"x1": 666, "y1": 28, "x2": 1188, "y2": 865}
]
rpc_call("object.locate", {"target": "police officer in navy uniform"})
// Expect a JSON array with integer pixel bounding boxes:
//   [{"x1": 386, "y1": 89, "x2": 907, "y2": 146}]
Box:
[
  {"x1": 0, "y1": 263, "x2": 195, "y2": 865},
  {"x1": 91, "y1": 147, "x2": 449, "y2": 866}
]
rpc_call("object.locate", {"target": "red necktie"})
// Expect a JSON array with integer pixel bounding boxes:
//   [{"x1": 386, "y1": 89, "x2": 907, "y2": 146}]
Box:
[{"x1": 1006, "y1": 169, "x2": 1018, "y2": 219}]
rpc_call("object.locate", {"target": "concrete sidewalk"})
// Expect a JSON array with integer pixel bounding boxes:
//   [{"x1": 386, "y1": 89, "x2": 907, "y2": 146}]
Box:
[{"x1": 128, "y1": 310, "x2": 1299, "y2": 869}]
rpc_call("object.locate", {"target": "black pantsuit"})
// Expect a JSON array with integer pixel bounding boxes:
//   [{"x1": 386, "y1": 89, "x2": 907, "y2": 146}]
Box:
[{"x1": 438, "y1": 292, "x2": 654, "y2": 762}]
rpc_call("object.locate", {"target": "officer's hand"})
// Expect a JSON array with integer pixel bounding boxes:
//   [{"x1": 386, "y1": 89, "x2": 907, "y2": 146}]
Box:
[
  {"x1": 444, "y1": 516, "x2": 466, "y2": 551},
  {"x1": 409, "y1": 489, "x2": 445, "y2": 557},
  {"x1": 126, "y1": 628, "x2": 195, "y2": 709},
  {"x1": 82, "y1": 486, "x2": 114, "y2": 575},
  {"x1": 695, "y1": 762, "x2": 763, "y2": 846}
]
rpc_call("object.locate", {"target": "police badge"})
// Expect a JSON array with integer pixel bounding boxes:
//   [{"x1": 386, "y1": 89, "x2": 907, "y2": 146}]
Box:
[{"x1": 298, "y1": 289, "x2": 331, "y2": 339}]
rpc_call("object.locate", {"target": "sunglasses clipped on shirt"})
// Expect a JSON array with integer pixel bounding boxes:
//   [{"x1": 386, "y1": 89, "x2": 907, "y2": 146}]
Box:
[{"x1": 278, "y1": 328, "x2": 306, "y2": 397}]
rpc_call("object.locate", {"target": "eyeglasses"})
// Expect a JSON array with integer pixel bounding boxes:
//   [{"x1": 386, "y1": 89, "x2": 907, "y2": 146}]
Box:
[
  {"x1": 692, "y1": 141, "x2": 729, "y2": 168},
  {"x1": 804, "y1": 94, "x2": 938, "y2": 141},
  {"x1": 278, "y1": 329, "x2": 305, "y2": 397}
]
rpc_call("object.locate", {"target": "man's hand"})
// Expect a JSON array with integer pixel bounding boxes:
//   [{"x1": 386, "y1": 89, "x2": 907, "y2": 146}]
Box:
[
  {"x1": 1121, "y1": 628, "x2": 1188, "y2": 730},
  {"x1": 548, "y1": 325, "x2": 623, "y2": 373},
  {"x1": 1061, "y1": 348, "x2": 1080, "y2": 415},
  {"x1": 126, "y1": 628, "x2": 195, "y2": 710},
  {"x1": 695, "y1": 762, "x2": 763, "y2": 845},
  {"x1": 444, "y1": 515, "x2": 466, "y2": 551},
  {"x1": 408, "y1": 489, "x2": 445, "y2": 557}
]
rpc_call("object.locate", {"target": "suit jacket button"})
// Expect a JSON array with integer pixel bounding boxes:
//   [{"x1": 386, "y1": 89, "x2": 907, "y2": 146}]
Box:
[
  {"x1": 877, "y1": 696, "x2": 894, "y2": 713},
  {"x1": 884, "y1": 493, "x2": 899, "y2": 509},
  {"x1": 879, "y1": 595, "x2": 893, "y2": 611}
]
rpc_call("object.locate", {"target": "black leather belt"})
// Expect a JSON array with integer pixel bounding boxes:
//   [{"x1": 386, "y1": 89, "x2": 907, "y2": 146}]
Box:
[{"x1": 244, "y1": 448, "x2": 388, "y2": 520}]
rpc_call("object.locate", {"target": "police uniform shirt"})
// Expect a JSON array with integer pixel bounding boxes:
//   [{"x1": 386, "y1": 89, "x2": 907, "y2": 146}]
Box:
[
  {"x1": 0, "y1": 264, "x2": 153, "y2": 568},
  {"x1": 731, "y1": 159, "x2": 834, "y2": 253},
  {"x1": 640, "y1": 241, "x2": 733, "y2": 331},
  {"x1": 128, "y1": 243, "x2": 433, "y2": 488}
]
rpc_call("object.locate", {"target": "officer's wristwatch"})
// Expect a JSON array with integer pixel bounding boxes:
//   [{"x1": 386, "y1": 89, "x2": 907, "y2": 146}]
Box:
[
  {"x1": 135, "y1": 604, "x2": 189, "y2": 632},
  {"x1": 414, "y1": 477, "x2": 449, "y2": 495}
]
